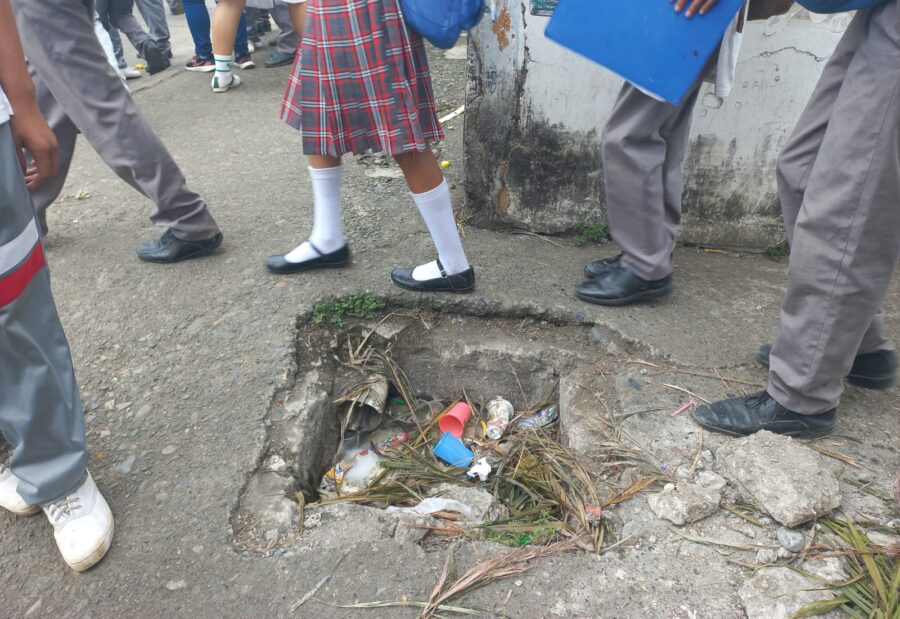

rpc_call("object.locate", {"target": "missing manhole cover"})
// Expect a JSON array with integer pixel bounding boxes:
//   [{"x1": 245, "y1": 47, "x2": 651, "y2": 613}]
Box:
[{"x1": 232, "y1": 308, "x2": 640, "y2": 555}]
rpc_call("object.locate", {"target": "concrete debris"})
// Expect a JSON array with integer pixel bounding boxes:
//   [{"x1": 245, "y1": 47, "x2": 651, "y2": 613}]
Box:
[
  {"x1": 756, "y1": 548, "x2": 778, "y2": 565},
  {"x1": 647, "y1": 482, "x2": 720, "y2": 525},
  {"x1": 716, "y1": 431, "x2": 841, "y2": 527},
  {"x1": 867, "y1": 530, "x2": 900, "y2": 552},
  {"x1": 243, "y1": 469, "x2": 299, "y2": 533},
  {"x1": 802, "y1": 557, "x2": 849, "y2": 584},
  {"x1": 776, "y1": 527, "x2": 806, "y2": 553},
  {"x1": 696, "y1": 471, "x2": 727, "y2": 492},
  {"x1": 739, "y1": 567, "x2": 840, "y2": 619},
  {"x1": 430, "y1": 483, "x2": 505, "y2": 524}
]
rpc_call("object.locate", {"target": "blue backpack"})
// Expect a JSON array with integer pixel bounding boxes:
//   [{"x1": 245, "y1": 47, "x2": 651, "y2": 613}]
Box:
[
  {"x1": 399, "y1": 0, "x2": 486, "y2": 49},
  {"x1": 797, "y1": 0, "x2": 889, "y2": 12}
]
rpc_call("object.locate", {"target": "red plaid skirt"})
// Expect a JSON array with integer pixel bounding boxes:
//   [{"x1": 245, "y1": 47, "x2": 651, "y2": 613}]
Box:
[{"x1": 281, "y1": 0, "x2": 444, "y2": 157}]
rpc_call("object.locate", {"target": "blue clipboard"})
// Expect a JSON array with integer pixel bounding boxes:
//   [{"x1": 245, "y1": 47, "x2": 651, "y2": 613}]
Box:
[{"x1": 545, "y1": 0, "x2": 745, "y2": 104}]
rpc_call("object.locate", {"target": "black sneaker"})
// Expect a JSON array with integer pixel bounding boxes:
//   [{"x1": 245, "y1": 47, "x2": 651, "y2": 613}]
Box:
[
  {"x1": 576, "y1": 265, "x2": 671, "y2": 306},
  {"x1": 137, "y1": 229, "x2": 223, "y2": 263},
  {"x1": 693, "y1": 390, "x2": 835, "y2": 438},
  {"x1": 757, "y1": 344, "x2": 896, "y2": 390}
]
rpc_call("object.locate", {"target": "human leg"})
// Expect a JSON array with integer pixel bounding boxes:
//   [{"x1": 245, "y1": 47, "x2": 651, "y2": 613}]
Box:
[{"x1": 14, "y1": 0, "x2": 222, "y2": 249}]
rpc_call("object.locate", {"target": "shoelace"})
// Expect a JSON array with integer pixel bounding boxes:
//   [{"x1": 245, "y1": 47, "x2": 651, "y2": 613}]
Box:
[{"x1": 45, "y1": 495, "x2": 82, "y2": 524}]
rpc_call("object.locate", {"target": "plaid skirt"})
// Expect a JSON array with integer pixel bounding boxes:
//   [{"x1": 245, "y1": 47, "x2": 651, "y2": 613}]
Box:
[{"x1": 280, "y1": 0, "x2": 444, "y2": 157}]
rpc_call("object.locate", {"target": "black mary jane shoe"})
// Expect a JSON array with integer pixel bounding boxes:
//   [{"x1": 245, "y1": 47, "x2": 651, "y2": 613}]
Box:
[
  {"x1": 583, "y1": 253, "x2": 623, "y2": 279},
  {"x1": 575, "y1": 265, "x2": 671, "y2": 306},
  {"x1": 692, "y1": 390, "x2": 835, "y2": 439},
  {"x1": 390, "y1": 259, "x2": 475, "y2": 294},
  {"x1": 265, "y1": 243, "x2": 351, "y2": 275}
]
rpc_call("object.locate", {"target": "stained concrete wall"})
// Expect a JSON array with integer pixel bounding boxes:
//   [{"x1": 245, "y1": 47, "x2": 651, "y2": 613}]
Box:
[{"x1": 464, "y1": 5, "x2": 852, "y2": 248}]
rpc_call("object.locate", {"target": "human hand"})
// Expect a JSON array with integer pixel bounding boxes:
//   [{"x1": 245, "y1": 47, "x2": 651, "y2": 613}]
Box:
[
  {"x1": 9, "y1": 104, "x2": 57, "y2": 190},
  {"x1": 673, "y1": 0, "x2": 720, "y2": 18}
]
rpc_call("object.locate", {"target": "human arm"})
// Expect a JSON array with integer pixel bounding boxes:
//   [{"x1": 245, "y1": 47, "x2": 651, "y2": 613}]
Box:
[{"x1": 0, "y1": 0, "x2": 58, "y2": 188}]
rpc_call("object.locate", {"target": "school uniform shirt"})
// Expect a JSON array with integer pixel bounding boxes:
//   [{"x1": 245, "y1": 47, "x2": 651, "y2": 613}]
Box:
[{"x1": 0, "y1": 86, "x2": 11, "y2": 126}]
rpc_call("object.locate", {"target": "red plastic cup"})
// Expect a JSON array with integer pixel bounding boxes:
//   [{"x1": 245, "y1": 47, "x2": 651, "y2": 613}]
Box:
[{"x1": 438, "y1": 402, "x2": 472, "y2": 438}]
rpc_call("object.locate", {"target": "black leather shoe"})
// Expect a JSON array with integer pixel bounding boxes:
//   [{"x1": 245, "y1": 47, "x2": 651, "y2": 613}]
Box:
[
  {"x1": 583, "y1": 253, "x2": 623, "y2": 279},
  {"x1": 693, "y1": 390, "x2": 835, "y2": 438},
  {"x1": 265, "y1": 243, "x2": 351, "y2": 274},
  {"x1": 391, "y1": 260, "x2": 475, "y2": 294},
  {"x1": 137, "y1": 229, "x2": 223, "y2": 263},
  {"x1": 758, "y1": 344, "x2": 896, "y2": 390},
  {"x1": 142, "y1": 40, "x2": 170, "y2": 75},
  {"x1": 576, "y1": 265, "x2": 671, "y2": 306}
]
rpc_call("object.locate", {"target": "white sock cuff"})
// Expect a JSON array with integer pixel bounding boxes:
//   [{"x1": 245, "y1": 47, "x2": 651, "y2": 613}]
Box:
[
  {"x1": 308, "y1": 165, "x2": 342, "y2": 181},
  {"x1": 411, "y1": 178, "x2": 449, "y2": 203},
  {"x1": 213, "y1": 54, "x2": 234, "y2": 61}
]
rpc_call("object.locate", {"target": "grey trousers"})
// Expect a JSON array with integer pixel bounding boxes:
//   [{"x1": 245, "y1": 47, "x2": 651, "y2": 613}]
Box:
[
  {"x1": 769, "y1": 0, "x2": 900, "y2": 413},
  {"x1": 134, "y1": 0, "x2": 171, "y2": 55},
  {"x1": 271, "y1": 0, "x2": 299, "y2": 55},
  {"x1": 14, "y1": 0, "x2": 221, "y2": 241},
  {"x1": 0, "y1": 123, "x2": 88, "y2": 506},
  {"x1": 600, "y1": 55, "x2": 716, "y2": 281}
]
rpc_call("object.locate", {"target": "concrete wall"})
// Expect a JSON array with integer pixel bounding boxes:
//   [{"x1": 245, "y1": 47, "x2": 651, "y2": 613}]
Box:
[{"x1": 464, "y1": 5, "x2": 852, "y2": 248}]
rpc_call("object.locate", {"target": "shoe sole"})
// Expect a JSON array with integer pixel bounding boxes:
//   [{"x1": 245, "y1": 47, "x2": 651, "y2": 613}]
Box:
[
  {"x1": 757, "y1": 352, "x2": 895, "y2": 391},
  {"x1": 265, "y1": 60, "x2": 293, "y2": 68},
  {"x1": 576, "y1": 285, "x2": 671, "y2": 307},
  {"x1": 237, "y1": 62, "x2": 256, "y2": 70},
  {"x1": 68, "y1": 519, "x2": 114, "y2": 573},
  {"x1": 6, "y1": 504, "x2": 41, "y2": 517},
  {"x1": 266, "y1": 260, "x2": 350, "y2": 275},
  {"x1": 691, "y1": 412, "x2": 834, "y2": 440},
  {"x1": 185, "y1": 65, "x2": 215, "y2": 73},
  {"x1": 212, "y1": 76, "x2": 242, "y2": 93},
  {"x1": 390, "y1": 278, "x2": 475, "y2": 295}
]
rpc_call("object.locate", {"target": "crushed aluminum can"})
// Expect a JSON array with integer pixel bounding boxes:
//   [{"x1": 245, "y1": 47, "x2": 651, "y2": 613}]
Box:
[
  {"x1": 517, "y1": 404, "x2": 559, "y2": 429},
  {"x1": 486, "y1": 398, "x2": 514, "y2": 440}
]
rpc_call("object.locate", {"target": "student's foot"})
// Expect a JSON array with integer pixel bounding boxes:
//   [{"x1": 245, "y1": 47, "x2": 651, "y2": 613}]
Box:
[
  {"x1": 211, "y1": 73, "x2": 242, "y2": 93},
  {"x1": 264, "y1": 50, "x2": 294, "y2": 68},
  {"x1": 137, "y1": 229, "x2": 224, "y2": 263},
  {"x1": 0, "y1": 463, "x2": 41, "y2": 517},
  {"x1": 575, "y1": 265, "x2": 671, "y2": 306},
  {"x1": 235, "y1": 54, "x2": 256, "y2": 70},
  {"x1": 248, "y1": 40, "x2": 257, "y2": 53},
  {"x1": 43, "y1": 472, "x2": 114, "y2": 572},
  {"x1": 583, "y1": 253, "x2": 623, "y2": 279},
  {"x1": 693, "y1": 390, "x2": 836, "y2": 439},
  {"x1": 122, "y1": 67, "x2": 143, "y2": 80},
  {"x1": 757, "y1": 344, "x2": 897, "y2": 390},
  {"x1": 266, "y1": 242, "x2": 351, "y2": 274},
  {"x1": 185, "y1": 56, "x2": 215, "y2": 72},
  {"x1": 142, "y1": 40, "x2": 170, "y2": 75},
  {"x1": 391, "y1": 259, "x2": 475, "y2": 294}
]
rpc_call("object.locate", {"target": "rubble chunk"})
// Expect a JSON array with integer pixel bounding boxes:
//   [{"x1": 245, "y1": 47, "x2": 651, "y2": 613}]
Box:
[
  {"x1": 647, "y1": 482, "x2": 720, "y2": 525},
  {"x1": 716, "y1": 431, "x2": 841, "y2": 527},
  {"x1": 739, "y1": 567, "x2": 840, "y2": 619}
]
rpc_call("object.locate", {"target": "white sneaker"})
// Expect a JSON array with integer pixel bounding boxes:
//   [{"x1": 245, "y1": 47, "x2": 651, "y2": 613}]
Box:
[
  {"x1": 248, "y1": 40, "x2": 256, "y2": 53},
  {"x1": 0, "y1": 463, "x2": 40, "y2": 517},
  {"x1": 43, "y1": 472, "x2": 114, "y2": 572},
  {"x1": 211, "y1": 73, "x2": 242, "y2": 93},
  {"x1": 122, "y1": 67, "x2": 143, "y2": 80}
]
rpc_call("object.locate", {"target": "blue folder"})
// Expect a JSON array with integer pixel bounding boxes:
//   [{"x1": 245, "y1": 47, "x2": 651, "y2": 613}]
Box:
[{"x1": 545, "y1": 0, "x2": 745, "y2": 104}]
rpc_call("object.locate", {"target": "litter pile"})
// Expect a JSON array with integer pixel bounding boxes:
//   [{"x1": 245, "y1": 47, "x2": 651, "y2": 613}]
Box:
[{"x1": 309, "y1": 334, "x2": 606, "y2": 552}]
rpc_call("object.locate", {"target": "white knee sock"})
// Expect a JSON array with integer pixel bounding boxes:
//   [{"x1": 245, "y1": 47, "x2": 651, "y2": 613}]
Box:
[
  {"x1": 411, "y1": 178, "x2": 470, "y2": 280},
  {"x1": 285, "y1": 165, "x2": 344, "y2": 263}
]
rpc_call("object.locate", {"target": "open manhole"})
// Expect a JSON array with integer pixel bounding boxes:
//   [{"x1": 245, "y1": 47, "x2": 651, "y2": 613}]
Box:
[{"x1": 232, "y1": 304, "x2": 635, "y2": 554}]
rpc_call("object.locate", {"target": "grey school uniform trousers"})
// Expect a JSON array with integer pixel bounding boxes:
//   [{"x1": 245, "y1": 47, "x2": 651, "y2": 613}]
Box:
[
  {"x1": 0, "y1": 123, "x2": 88, "y2": 506},
  {"x1": 600, "y1": 54, "x2": 717, "y2": 281},
  {"x1": 12, "y1": 0, "x2": 221, "y2": 242},
  {"x1": 271, "y1": 0, "x2": 300, "y2": 56},
  {"x1": 768, "y1": 0, "x2": 900, "y2": 414}
]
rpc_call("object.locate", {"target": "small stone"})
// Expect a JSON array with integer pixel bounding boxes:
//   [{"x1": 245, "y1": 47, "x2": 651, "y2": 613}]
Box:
[
  {"x1": 115, "y1": 455, "x2": 136, "y2": 475},
  {"x1": 192, "y1": 545, "x2": 204, "y2": 554},
  {"x1": 776, "y1": 547, "x2": 793, "y2": 560},
  {"x1": 166, "y1": 580, "x2": 187, "y2": 591},
  {"x1": 514, "y1": 580, "x2": 523, "y2": 587},
  {"x1": 776, "y1": 527, "x2": 806, "y2": 553},
  {"x1": 639, "y1": 368, "x2": 648, "y2": 376},
  {"x1": 161, "y1": 445, "x2": 176, "y2": 456},
  {"x1": 104, "y1": 399, "x2": 116, "y2": 411},
  {"x1": 136, "y1": 404, "x2": 153, "y2": 419},
  {"x1": 606, "y1": 341, "x2": 623, "y2": 357},
  {"x1": 647, "y1": 482, "x2": 720, "y2": 525},
  {"x1": 116, "y1": 401, "x2": 132, "y2": 412},
  {"x1": 802, "y1": 557, "x2": 848, "y2": 584},
  {"x1": 590, "y1": 326, "x2": 604, "y2": 344},
  {"x1": 697, "y1": 471, "x2": 727, "y2": 492},
  {"x1": 675, "y1": 465, "x2": 693, "y2": 481},
  {"x1": 264, "y1": 529, "x2": 280, "y2": 545},
  {"x1": 429, "y1": 484, "x2": 505, "y2": 524},
  {"x1": 756, "y1": 549, "x2": 778, "y2": 564}
]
